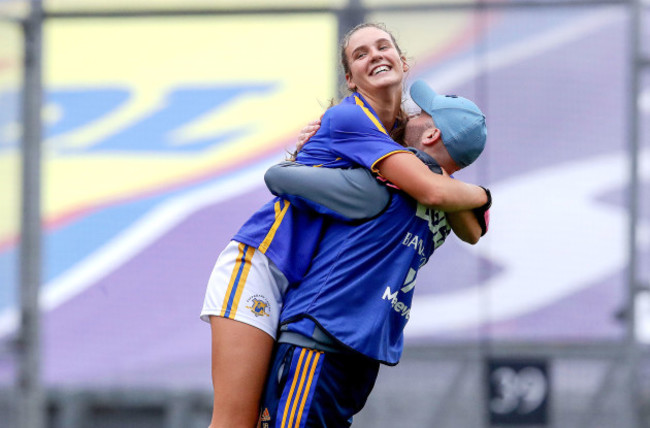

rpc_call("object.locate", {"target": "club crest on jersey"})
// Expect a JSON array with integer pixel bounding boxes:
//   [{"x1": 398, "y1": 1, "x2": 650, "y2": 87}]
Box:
[{"x1": 246, "y1": 295, "x2": 271, "y2": 317}]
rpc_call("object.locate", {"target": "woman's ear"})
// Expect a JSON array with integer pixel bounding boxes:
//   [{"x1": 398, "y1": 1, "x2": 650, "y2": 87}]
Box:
[
  {"x1": 402, "y1": 57, "x2": 410, "y2": 73},
  {"x1": 345, "y1": 73, "x2": 356, "y2": 91}
]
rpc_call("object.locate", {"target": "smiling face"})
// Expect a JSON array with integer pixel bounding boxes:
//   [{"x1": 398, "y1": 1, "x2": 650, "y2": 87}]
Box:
[{"x1": 343, "y1": 26, "x2": 408, "y2": 95}]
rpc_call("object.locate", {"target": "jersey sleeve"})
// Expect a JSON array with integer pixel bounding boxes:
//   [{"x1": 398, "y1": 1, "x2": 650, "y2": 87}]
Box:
[
  {"x1": 264, "y1": 161, "x2": 390, "y2": 221},
  {"x1": 327, "y1": 104, "x2": 410, "y2": 172}
]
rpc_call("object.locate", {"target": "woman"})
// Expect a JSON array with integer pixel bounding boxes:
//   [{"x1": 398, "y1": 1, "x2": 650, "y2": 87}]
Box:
[{"x1": 200, "y1": 22, "x2": 488, "y2": 428}]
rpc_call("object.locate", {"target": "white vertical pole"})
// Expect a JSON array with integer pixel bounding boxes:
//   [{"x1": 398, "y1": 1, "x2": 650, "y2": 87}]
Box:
[{"x1": 17, "y1": 0, "x2": 45, "y2": 427}]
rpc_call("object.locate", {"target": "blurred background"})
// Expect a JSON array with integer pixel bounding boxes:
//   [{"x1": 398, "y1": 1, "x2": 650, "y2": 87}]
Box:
[{"x1": 0, "y1": 0, "x2": 649, "y2": 427}]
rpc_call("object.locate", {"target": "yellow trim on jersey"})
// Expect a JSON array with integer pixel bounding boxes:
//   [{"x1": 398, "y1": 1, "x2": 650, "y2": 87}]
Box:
[
  {"x1": 353, "y1": 95, "x2": 412, "y2": 174},
  {"x1": 294, "y1": 351, "x2": 322, "y2": 427},
  {"x1": 287, "y1": 350, "x2": 313, "y2": 427},
  {"x1": 354, "y1": 95, "x2": 389, "y2": 135},
  {"x1": 219, "y1": 242, "x2": 255, "y2": 318},
  {"x1": 228, "y1": 245, "x2": 255, "y2": 318},
  {"x1": 313, "y1": 157, "x2": 340, "y2": 168},
  {"x1": 280, "y1": 349, "x2": 322, "y2": 428},
  {"x1": 370, "y1": 149, "x2": 412, "y2": 174},
  {"x1": 258, "y1": 199, "x2": 290, "y2": 253},
  {"x1": 281, "y1": 348, "x2": 307, "y2": 428}
]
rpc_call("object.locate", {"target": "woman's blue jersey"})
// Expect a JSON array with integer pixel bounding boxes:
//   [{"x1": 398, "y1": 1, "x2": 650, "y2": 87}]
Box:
[
  {"x1": 294, "y1": 94, "x2": 407, "y2": 170},
  {"x1": 233, "y1": 93, "x2": 409, "y2": 284},
  {"x1": 280, "y1": 191, "x2": 451, "y2": 365}
]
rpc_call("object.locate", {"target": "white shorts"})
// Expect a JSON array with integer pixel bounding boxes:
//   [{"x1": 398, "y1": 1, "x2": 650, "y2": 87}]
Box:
[{"x1": 200, "y1": 240, "x2": 289, "y2": 339}]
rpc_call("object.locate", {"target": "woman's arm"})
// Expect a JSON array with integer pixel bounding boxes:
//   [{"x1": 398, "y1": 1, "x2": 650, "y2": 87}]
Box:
[
  {"x1": 446, "y1": 211, "x2": 482, "y2": 244},
  {"x1": 446, "y1": 184, "x2": 491, "y2": 243},
  {"x1": 376, "y1": 152, "x2": 488, "y2": 212}
]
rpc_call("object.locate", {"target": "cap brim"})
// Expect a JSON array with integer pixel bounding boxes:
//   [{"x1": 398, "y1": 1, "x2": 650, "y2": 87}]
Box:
[{"x1": 409, "y1": 80, "x2": 439, "y2": 113}]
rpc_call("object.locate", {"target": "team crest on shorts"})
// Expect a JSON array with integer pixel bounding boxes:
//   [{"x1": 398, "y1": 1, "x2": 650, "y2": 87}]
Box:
[
  {"x1": 258, "y1": 407, "x2": 271, "y2": 427},
  {"x1": 246, "y1": 295, "x2": 271, "y2": 317}
]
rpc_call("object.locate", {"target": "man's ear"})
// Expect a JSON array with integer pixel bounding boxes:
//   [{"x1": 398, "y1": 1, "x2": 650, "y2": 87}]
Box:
[{"x1": 421, "y1": 127, "x2": 441, "y2": 148}]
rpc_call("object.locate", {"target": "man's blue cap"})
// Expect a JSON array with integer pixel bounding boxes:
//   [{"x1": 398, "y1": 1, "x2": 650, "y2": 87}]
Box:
[{"x1": 409, "y1": 80, "x2": 487, "y2": 168}]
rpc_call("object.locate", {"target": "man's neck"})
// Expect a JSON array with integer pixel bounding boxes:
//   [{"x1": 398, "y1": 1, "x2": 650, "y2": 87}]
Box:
[{"x1": 426, "y1": 145, "x2": 460, "y2": 174}]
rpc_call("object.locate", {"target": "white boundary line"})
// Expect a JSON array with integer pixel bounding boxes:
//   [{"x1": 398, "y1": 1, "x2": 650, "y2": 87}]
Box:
[{"x1": 0, "y1": 155, "x2": 281, "y2": 337}]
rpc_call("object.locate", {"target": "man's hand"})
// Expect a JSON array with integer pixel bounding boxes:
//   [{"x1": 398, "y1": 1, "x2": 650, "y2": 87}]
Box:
[{"x1": 296, "y1": 118, "x2": 321, "y2": 152}]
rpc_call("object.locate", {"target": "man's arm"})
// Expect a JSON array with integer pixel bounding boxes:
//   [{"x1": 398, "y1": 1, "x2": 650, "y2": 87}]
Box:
[
  {"x1": 264, "y1": 162, "x2": 390, "y2": 221},
  {"x1": 264, "y1": 148, "x2": 447, "y2": 221}
]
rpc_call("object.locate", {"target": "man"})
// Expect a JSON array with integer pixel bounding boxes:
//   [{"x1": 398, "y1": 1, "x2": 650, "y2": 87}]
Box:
[
  {"x1": 258, "y1": 80, "x2": 491, "y2": 428},
  {"x1": 201, "y1": 72, "x2": 487, "y2": 427}
]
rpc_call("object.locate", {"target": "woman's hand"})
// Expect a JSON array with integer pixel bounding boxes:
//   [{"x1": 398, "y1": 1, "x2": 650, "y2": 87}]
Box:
[{"x1": 296, "y1": 118, "x2": 321, "y2": 152}]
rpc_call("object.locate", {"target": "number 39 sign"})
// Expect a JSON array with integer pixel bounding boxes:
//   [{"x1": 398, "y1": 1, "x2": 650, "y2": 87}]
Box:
[{"x1": 486, "y1": 358, "x2": 550, "y2": 426}]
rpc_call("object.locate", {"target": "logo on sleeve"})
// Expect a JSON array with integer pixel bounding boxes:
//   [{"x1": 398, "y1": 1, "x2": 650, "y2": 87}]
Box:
[{"x1": 246, "y1": 295, "x2": 271, "y2": 317}]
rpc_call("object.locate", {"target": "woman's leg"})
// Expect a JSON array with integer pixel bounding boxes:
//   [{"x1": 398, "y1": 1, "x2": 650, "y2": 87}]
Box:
[
  {"x1": 209, "y1": 316, "x2": 275, "y2": 428},
  {"x1": 201, "y1": 241, "x2": 287, "y2": 427}
]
